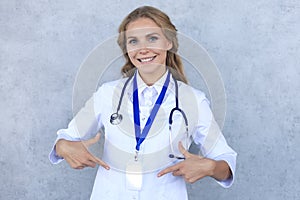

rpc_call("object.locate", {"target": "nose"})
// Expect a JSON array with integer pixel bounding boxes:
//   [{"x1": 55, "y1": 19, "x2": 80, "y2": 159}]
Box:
[
  {"x1": 138, "y1": 48, "x2": 149, "y2": 55},
  {"x1": 135, "y1": 40, "x2": 150, "y2": 54}
]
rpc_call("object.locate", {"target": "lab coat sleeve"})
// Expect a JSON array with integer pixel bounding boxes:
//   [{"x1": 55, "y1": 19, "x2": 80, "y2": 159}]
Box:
[
  {"x1": 191, "y1": 90, "x2": 237, "y2": 188},
  {"x1": 49, "y1": 85, "x2": 105, "y2": 164}
]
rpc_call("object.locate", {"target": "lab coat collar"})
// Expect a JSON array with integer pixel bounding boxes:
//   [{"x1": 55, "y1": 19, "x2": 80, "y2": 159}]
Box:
[
  {"x1": 136, "y1": 69, "x2": 169, "y2": 96},
  {"x1": 127, "y1": 69, "x2": 173, "y2": 100}
]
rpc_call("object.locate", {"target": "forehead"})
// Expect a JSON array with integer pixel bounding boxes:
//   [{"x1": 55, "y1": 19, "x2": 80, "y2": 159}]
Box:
[{"x1": 125, "y1": 18, "x2": 163, "y2": 37}]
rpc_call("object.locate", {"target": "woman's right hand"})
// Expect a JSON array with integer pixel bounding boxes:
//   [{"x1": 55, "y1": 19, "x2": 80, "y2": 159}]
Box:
[{"x1": 55, "y1": 133, "x2": 110, "y2": 170}]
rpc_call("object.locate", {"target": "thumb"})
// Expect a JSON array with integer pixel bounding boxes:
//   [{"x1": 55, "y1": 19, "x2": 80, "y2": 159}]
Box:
[
  {"x1": 178, "y1": 141, "x2": 192, "y2": 159},
  {"x1": 83, "y1": 133, "x2": 101, "y2": 147}
]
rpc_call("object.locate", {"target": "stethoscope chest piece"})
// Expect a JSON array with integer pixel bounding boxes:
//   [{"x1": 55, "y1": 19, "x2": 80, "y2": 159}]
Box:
[
  {"x1": 110, "y1": 74, "x2": 134, "y2": 126},
  {"x1": 110, "y1": 113, "x2": 123, "y2": 125}
]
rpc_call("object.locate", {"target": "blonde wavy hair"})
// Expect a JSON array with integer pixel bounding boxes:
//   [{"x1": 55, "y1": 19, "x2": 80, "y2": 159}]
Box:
[{"x1": 117, "y1": 6, "x2": 188, "y2": 83}]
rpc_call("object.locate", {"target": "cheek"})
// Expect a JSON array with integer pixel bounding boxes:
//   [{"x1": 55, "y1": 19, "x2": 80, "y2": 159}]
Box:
[
  {"x1": 127, "y1": 52, "x2": 139, "y2": 66},
  {"x1": 157, "y1": 49, "x2": 168, "y2": 59},
  {"x1": 127, "y1": 51, "x2": 135, "y2": 61}
]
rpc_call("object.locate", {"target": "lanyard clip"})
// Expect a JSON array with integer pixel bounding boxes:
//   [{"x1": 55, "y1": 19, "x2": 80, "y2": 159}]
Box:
[{"x1": 134, "y1": 150, "x2": 139, "y2": 161}]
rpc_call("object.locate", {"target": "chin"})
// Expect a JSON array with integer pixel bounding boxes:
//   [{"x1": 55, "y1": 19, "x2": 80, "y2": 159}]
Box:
[{"x1": 137, "y1": 63, "x2": 165, "y2": 74}]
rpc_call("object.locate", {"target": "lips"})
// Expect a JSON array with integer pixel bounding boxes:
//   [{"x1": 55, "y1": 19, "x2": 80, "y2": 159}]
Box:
[{"x1": 137, "y1": 56, "x2": 156, "y2": 63}]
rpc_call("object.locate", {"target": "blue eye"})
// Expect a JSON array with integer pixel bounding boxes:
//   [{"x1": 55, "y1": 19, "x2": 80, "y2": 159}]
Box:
[
  {"x1": 149, "y1": 36, "x2": 158, "y2": 42},
  {"x1": 128, "y1": 39, "x2": 137, "y2": 45}
]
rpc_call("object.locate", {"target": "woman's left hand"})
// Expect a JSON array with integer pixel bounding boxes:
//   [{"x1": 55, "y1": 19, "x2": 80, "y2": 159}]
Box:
[{"x1": 157, "y1": 142, "x2": 217, "y2": 183}]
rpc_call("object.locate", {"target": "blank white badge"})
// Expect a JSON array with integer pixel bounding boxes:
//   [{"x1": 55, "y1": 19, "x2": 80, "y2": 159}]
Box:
[{"x1": 126, "y1": 160, "x2": 143, "y2": 191}]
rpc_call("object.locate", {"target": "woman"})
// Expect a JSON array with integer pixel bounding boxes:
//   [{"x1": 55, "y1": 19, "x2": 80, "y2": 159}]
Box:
[{"x1": 49, "y1": 6, "x2": 237, "y2": 200}]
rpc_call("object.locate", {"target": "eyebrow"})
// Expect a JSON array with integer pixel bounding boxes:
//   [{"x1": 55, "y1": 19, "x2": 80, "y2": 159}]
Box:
[{"x1": 126, "y1": 32, "x2": 161, "y2": 40}]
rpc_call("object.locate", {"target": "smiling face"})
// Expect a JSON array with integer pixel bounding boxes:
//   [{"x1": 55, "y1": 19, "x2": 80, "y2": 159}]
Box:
[{"x1": 125, "y1": 18, "x2": 172, "y2": 85}]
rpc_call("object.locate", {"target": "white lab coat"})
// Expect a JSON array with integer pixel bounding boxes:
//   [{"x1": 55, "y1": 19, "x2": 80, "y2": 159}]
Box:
[{"x1": 49, "y1": 71, "x2": 237, "y2": 200}]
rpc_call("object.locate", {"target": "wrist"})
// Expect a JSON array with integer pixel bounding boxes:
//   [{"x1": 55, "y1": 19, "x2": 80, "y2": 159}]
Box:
[
  {"x1": 210, "y1": 160, "x2": 231, "y2": 181},
  {"x1": 209, "y1": 159, "x2": 217, "y2": 177},
  {"x1": 55, "y1": 139, "x2": 67, "y2": 157}
]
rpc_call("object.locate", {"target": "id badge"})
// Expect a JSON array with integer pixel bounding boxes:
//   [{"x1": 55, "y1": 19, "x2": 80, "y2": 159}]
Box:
[{"x1": 126, "y1": 160, "x2": 143, "y2": 191}]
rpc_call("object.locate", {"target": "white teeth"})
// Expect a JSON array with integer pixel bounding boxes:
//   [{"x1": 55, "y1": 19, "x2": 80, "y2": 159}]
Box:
[{"x1": 140, "y1": 56, "x2": 154, "y2": 62}]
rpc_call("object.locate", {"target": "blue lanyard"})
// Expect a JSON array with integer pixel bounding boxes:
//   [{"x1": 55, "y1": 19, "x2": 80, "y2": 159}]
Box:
[{"x1": 133, "y1": 71, "x2": 171, "y2": 152}]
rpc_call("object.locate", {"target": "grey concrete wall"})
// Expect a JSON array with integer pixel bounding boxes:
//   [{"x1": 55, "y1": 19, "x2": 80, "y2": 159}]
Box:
[{"x1": 1, "y1": 0, "x2": 299, "y2": 199}]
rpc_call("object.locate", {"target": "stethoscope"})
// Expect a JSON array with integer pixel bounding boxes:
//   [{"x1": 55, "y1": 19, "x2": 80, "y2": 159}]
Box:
[{"x1": 110, "y1": 70, "x2": 189, "y2": 159}]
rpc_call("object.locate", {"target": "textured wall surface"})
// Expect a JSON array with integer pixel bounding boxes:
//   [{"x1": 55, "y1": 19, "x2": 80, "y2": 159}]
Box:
[{"x1": 1, "y1": 0, "x2": 300, "y2": 199}]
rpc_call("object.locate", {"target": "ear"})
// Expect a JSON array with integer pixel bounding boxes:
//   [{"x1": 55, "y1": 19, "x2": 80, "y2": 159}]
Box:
[{"x1": 166, "y1": 40, "x2": 173, "y2": 51}]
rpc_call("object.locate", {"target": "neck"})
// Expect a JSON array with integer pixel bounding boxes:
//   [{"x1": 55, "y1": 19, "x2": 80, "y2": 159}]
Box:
[{"x1": 138, "y1": 67, "x2": 167, "y2": 86}]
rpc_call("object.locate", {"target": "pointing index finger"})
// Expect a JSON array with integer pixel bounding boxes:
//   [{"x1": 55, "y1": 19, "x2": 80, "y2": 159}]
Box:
[
  {"x1": 157, "y1": 163, "x2": 181, "y2": 177},
  {"x1": 93, "y1": 155, "x2": 110, "y2": 170},
  {"x1": 87, "y1": 152, "x2": 110, "y2": 170}
]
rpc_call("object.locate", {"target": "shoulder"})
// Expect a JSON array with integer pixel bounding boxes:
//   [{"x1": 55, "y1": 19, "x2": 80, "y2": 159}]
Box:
[
  {"x1": 177, "y1": 81, "x2": 208, "y2": 103},
  {"x1": 176, "y1": 81, "x2": 212, "y2": 127},
  {"x1": 95, "y1": 78, "x2": 128, "y2": 94},
  {"x1": 92, "y1": 78, "x2": 130, "y2": 110},
  {"x1": 100, "y1": 78, "x2": 128, "y2": 89}
]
